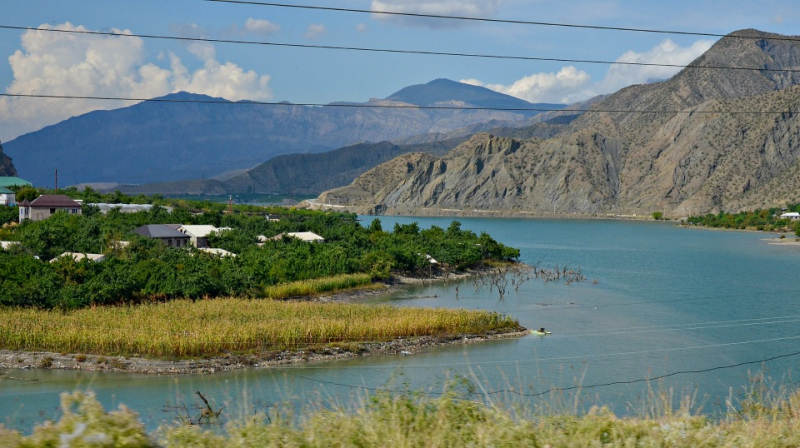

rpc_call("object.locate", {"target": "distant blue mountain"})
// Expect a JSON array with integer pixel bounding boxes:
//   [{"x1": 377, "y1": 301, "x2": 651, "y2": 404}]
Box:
[
  {"x1": 388, "y1": 79, "x2": 564, "y2": 116},
  {"x1": 5, "y1": 80, "x2": 562, "y2": 187}
]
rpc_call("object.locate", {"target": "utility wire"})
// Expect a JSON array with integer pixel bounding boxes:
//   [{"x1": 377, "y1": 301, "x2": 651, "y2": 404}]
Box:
[
  {"x1": 1, "y1": 93, "x2": 795, "y2": 116},
  {"x1": 1, "y1": 24, "x2": 799, "y2": 74},
  {"x1": 282, "y1": 348, "x2": 800, "y2": 398},
  {"x1": 200, "y1": 0, "x2": 800, "y2": 44}
]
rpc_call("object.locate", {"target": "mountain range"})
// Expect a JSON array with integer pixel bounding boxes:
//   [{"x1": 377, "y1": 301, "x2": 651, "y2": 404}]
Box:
[
  {"x1": 4, "y1": 79, "x2": 564, "y2": 187},
  {"x1": 317, "y1": 29, "x2": 800, "y2": 216}
]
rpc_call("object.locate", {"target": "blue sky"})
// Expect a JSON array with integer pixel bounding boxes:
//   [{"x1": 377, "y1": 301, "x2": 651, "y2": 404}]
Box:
[{"x1": 1, "y1": 0, "x2": 798, "y2": 141}]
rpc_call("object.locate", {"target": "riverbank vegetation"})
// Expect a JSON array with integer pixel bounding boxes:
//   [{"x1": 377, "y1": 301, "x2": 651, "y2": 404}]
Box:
[
  {"x1": 0, "y1": 191, "x2": 519, "y2": 309},
  {"x1": 3, "y1": 383, "x2": 800, "y2": 447},
  {"x1": 686, "y1": 204, "x2": 800, "y2": 235},
  {"x1": 0, "y1": 298, "x2": 519, "y2": 358}
]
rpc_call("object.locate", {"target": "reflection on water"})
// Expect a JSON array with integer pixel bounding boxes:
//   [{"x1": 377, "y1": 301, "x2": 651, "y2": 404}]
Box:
[{"x1": 3, "y1": 217, "x2": 800, "y2": 432}]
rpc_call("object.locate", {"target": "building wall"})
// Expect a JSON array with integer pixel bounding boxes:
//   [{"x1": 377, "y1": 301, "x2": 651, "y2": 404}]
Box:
[{"x1": 20, "y1": 206, "x2": 82, "y2": 222}]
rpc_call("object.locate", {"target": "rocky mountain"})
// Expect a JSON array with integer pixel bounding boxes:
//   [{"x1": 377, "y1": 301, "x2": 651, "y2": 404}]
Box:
[
  {"x1": 109, "y1": 113, "x2": 577, "y2": 196},
  {"x1": 0, "y1": 142, "x2": 17, "y2": 176},
  {"x1": 5, "y1": 81, "x2": 564, "y2": 188},
  {"x1": 318, "y1": 30, "x2": 800, "y2": 216}
]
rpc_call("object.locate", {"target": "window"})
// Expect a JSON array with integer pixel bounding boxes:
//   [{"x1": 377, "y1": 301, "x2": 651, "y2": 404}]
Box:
[
  {"x1": 50, "y1": 208, "x2": 56, "y2": 213},
  {"x1": 71, "y1": 208, "x2": 78, "y2": 214}
]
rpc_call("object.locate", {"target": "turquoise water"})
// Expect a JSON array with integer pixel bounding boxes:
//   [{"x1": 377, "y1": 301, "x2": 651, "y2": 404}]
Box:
[{"x1": 3, "y1": 218, "x2": 800, "y2": 431}]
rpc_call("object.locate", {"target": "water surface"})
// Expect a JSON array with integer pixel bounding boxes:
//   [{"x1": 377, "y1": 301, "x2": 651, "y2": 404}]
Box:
[{"x1": 3, "y1": 218, "x2": 799, "y2": 431}]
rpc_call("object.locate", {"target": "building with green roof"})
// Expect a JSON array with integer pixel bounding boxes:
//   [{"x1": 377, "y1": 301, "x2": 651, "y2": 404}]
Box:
[
  {"x1": 0, "y1": 186, "x2": 15, "y2": 206},
  {"x1": 0, "y1": 177, "x2": 31, "y2": 189}
]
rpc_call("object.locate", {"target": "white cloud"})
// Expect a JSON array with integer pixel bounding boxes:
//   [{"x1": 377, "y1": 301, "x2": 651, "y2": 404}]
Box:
[
  {"x1": 463, "y1": 67, "x2": 595, "y2": 104},
  {"x1": 243, "y1": 18, "x2": 281, "y2": 36},
  {"x1": 304, "y1": 24, "x2": 328, "y2": 40},
  {"x1": 462, "y1": 39, "x2": 713, "y2": 105},
  {"x1": 356, "y1": 23, "x2": 368, "y2": 33},
  {"x1": 597, "y1": 39, "x2": 714, "y2": 93},
  {"x1": 370, "y1": 0, "x2": 502, "y2": 28},
  {"x1": 0, "y1": 22, "x2": 273, "y2": 141}
]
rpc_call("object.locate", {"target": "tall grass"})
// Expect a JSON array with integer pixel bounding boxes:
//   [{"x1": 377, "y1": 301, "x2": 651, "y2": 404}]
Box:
[
  {"x1": 263, "y1": 273, "x2": 373, "y2": 299},
  {"x1": 4, "y1": 385, "x2": 800, "y2": 447},
  {"x1": 0, "y1": 299, "x2": 519, "y2": 358}
]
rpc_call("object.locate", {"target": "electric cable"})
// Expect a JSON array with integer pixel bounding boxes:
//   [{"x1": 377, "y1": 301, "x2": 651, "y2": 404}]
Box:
[
  {"x1": 1, "y1": 92, "x2": 796, "y2": 116},
  {"x1": 1, "y1": 24, "x2": 799, "y2": 74},
  {"x1": 199, "y1": 0, "x2": 800, "y2": 44}
]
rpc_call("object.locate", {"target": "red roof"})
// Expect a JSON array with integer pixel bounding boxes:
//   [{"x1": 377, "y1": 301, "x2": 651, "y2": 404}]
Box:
[{"x1": 29, "y1": 195, "x2": 81, "y2": 208}]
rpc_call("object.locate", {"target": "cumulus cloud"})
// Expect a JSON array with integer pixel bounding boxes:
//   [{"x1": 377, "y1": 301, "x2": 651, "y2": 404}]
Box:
[
  {"x1": 0, "y1": 22, "x2": 272, "y2": 141},
  {"x1": 463, "y1": 67, "x2": 594, "y2": 104},
  {"x1": 462, "y1": 39, "x2": 713, "y2": 105},
  {"x1": 304, "y1": 24, "x2": 328, "y2": 40},
  {"x1": 597, "y1": 39, "x2": 714, "y2": 93},
  {"x1": 370, "y1": 0, "x2": 502, "y2": 28},
  {"x1": 243, "y1": 18, "x2": 281, "y2": 36}
]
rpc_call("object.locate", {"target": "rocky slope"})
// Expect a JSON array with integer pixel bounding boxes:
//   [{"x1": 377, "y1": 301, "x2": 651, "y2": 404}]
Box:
[
  {"x1": 318, "y1": 30, "x2": 800, "y2": 216},
  {"x1": 0, "y1": 142, "x2": 17, "y2": 176}
]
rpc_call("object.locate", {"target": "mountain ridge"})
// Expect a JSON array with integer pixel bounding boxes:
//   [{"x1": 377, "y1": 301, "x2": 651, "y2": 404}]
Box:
[
  {"x1": 5, "y1": 80, "x2": 564, "y2": 187},
  {"x1": 317, "y1": 29, "x2": 800, "y2": 216}
]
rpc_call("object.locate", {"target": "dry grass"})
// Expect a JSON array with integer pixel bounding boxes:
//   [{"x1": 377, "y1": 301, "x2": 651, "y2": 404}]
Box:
[
  {"x1": 0, "y1": 298, "x2": 519, "y2": 359},
  {"x1": 5, "y1": 386, "x2": 800, "y2": 447}
]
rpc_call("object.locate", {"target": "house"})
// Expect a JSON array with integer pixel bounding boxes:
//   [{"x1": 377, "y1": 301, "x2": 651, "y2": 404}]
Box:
[
  {"x1": 177, "y1": 225, "x2": 231, "y2": 248},
  {"x1": 50, "y1": 252, "x2": 107, "y2": 263},
  {"x1": 780, "y1": 212, "x2": 800, "y2": 221},
  {"x1": 0, "y1": 187, "x2": 14, "y2": 206},
  {"x1": 86, "y1": 203, "x2": 174, "y2": 214},
  {"x1": 18, "y1": 195, "x2": 81, "y2": 222},
  {"x1": 0, "y1": 241, "x2": 19, "y2": 250},
  {"x1": 0, "y1": 176, "x2": 32, "y2": 189},
  {"x1": 197, "y1": 247, "x2": 237, "y2": 258},
  {"x1": 132, "y1": 224, "x2": 191, "y2": 247},
  {"x1": 264, "y1": 231, "x2": 325, "y2": 243}
]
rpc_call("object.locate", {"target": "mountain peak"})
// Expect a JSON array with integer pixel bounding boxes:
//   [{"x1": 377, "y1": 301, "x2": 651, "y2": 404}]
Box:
[{"x1": 386, "y1": 79, "x2": 564, "y2": 116}]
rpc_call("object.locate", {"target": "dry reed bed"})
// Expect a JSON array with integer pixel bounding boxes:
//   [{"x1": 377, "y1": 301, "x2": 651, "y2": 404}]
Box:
[{"x1": 0, "y1": 298, "x2": 518, "y2": 359}]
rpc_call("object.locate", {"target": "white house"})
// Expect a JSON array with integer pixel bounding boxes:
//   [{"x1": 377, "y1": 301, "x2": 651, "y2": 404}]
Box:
[
  {"x1": 197, "y1": 247, "x2": 237, "y2": 258},
  {"x1": 178, "y1": 225, "x2": 231, "y2": 248},
  {"x1": 264, "y1": 231, "x2": 325, "y2": 243},
  {"x1": 50, "y1": 252, "x2": 107, "y2": 263},
  {"x1": 780, "y1": 212, "x2": 800, "y2": 221},
  {"x1": 0, "y1": 187, "x2": 14, "y2": 206}
]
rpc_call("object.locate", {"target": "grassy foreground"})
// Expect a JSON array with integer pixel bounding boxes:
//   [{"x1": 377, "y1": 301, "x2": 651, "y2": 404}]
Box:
[
  {"x1": 0, "y1": 298, "x2": 519, "y2": 358},
  {"x1": 3, "y1": 388, "x2": 800, "y2": 447}
]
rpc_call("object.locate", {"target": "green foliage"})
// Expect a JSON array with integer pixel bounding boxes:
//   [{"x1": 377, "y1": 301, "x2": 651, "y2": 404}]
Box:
[
  {"x1": 0, "y1": 206, "x2": 17, "y2": 225},
  {"x1": 652, "y1": 211, "x2": 663, "y2": 220},
  {"x1": 0, "y1": 194, "x2": 518, "y2": 309},
  {"x1": 687, "y1": 204, "x2": 800, "y2": 234}
]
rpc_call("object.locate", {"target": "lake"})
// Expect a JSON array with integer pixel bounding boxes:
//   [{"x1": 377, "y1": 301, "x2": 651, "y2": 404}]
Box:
[{"x1": 3, "y1": 217, "x2": 800, "y2": 432}]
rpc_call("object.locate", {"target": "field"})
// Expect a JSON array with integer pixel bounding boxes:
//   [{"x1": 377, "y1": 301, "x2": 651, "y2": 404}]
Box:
[{"x1": 0, "y1": 296, "x2": 520, "y2": 359}]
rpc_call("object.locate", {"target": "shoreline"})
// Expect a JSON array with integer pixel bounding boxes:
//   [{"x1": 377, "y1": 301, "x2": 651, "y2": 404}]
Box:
[{"x1": 0, "y1": 266, "x2": 529, "y2": 376}]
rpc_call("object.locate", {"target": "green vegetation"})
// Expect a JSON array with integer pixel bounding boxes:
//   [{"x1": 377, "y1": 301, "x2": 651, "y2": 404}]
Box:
[
  {"x1": 4, "y1": 384, "x2": 800, "y2": 447},
  {"x1": 0, "y1": 298, "x2": 518, "y2": 358},
  {"x1": 651, "y1": 211, "x2": 663, "y2": 220},
  {"x1": 0, "y1": 191, "x2": 519, "y2": 310},
  {"x1": 686, "y1": 204, "x2": 800, "y2": 233}
]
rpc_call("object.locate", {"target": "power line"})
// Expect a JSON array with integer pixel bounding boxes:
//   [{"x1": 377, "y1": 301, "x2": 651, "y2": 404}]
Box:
[
  {"x1": 1, "y1": 93, "x2": 796, "y2": 116},
  {"x1": 200, "y1": 0, "x2": 800, "y2": 44},
  {"x1": 281, "y1": 347, "x2": 800, "y2": 398},
  {"x1": 2, "y1": 24, "x2": 799, "y2": 74}
]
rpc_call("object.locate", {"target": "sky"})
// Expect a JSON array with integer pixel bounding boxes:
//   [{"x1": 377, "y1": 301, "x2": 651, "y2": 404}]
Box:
[{"x1": 1, "y1": 0, "x2": 798, "y2": 142}]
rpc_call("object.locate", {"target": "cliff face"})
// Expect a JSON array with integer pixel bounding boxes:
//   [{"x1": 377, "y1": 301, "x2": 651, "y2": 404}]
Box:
[
  {"x1": 0, "y1": 142, "x2": 18, "y2": 177},
  {"x1": 320, "y1": 85, "x2": 800, "y2": 216},
  {"x1": 319, "y1": 30, "x2": 800, "y2": 216}
]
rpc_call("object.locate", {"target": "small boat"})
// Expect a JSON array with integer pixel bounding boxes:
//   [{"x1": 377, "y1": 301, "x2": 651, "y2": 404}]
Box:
[{"x1": 530, "y1": 329, "x2": 551, "y2": 335}]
